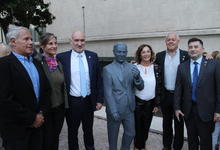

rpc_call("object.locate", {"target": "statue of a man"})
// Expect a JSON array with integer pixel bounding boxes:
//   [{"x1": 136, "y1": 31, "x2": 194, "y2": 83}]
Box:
[{"x1": 103, "y1": 42, "x2": 144, "y2": 150}]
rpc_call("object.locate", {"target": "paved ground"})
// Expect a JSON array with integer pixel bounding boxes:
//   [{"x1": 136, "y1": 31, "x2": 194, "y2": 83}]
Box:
[
  {"x1": 59, "y1": 117, "x2": 188, "y2": 150},
  {"x1": 0, "y1": 117, "x2": 188, "y2": 150}
]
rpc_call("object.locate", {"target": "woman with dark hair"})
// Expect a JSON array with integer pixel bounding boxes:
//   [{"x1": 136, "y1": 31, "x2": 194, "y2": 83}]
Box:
[
  {"x1": 134, "y1": 44, "x2": 161, "y2": 150},
  {"x1": 37, "y1": 33, "x2": 68, "y2": 150}
]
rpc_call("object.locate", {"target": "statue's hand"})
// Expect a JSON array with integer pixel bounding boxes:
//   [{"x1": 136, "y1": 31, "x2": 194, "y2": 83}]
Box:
[
  {"x1": 131, "y1": 65, "x2": 140, "y2": 79},
  {"x1": 111, "y1": 112, "x2": 120, "y2": 121}
]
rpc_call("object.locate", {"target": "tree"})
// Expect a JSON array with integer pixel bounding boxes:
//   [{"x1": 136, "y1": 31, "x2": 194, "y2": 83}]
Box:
[{"x1": 0, "y1": 0, "x2": 55, "y2": 35}]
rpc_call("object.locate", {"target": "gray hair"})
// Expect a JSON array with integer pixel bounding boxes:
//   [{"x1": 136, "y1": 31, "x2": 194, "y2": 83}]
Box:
[
  {"x1": 165, "y1": 32, "x2": 180, "y2": 40},
  {"x1": 6, "y1": 26, "x2": 29, "y2": 47}
]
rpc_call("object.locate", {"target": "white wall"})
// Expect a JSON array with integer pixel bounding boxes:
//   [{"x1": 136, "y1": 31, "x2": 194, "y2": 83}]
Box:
[{"x1": 46, "y1": 0, "x2": 220, "y2": 56}]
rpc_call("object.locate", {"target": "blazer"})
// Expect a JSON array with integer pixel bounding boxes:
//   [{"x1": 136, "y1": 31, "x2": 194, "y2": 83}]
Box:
[
  {"x1": 34, "y1": 53, "x2": 69, "y2": 109},
  {"x1": 57, "y1": 50, "x2": 103, "y2": 111},
  {"x1": 0, "y1": 53, "x2": 50, "y2": 139},
  {"x1": 174, "y1": 58, "x2": 220, "y2": 121},
  {"x1": 103, "y1": 60, "x2": 144, "y2": 116},
  {"x1": 155, "y1": 49, "x2": 190, "y2": 101},
  {"x1": 153, "y1": 64, "x2": 162, "y2": 106}
]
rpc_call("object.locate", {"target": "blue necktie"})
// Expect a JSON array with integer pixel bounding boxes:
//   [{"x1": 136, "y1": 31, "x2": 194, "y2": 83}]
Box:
[
  {"x1": 192, "y1": 61, "x2": 198, "y2": 102},
  {"x1": 78, "y1": 54, "x2": 87, "y2": 97}
]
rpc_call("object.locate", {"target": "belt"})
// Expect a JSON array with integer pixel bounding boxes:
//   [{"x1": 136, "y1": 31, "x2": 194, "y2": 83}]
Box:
[
  {"x1": 192, "y1": 101, "x2": 197, "y2": 105},
  {"x1": 135, "y1": 96, "x2": 154, "y2": 106},
  {"x1": 165, "y1": 89, "x2": 175, "y2": 94},
  {"x1": 69, "y1": 95, "x2": 90, "y2": 100}
]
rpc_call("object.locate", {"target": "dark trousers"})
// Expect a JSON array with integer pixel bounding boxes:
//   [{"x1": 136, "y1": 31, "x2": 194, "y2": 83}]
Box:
[
  {"x1": 161, "y1": 90, "x2": 184, "y2": 150},
  {"x1": 43, "y1": 104, "x2": 65, "y2": 150},
  {"x1": 134, "y1": 97, "x2": 154, "y2": 149},
  {"x1": 0, "y1": 133, "x2": 4, "y2": 149},
  {"x1": 3, "y1": 128, "x2": 43, "y2": 150},
  {"x1": 185, "y1": 103, "x2": 214, "y2": 150},
  {"x1": 66, "y1": 96, "x2": 94, "y2": 150}
]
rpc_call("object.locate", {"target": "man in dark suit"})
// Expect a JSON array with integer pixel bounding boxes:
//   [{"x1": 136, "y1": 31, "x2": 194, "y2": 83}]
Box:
[
  {"x1": 57, "y1": 31, "x2": 103, "y2": 150},
  {"x1": 0, "y1": 26, "x2": 50, "y2": 150},
  {"x1": 174, "y1": 38, "x2": 220, "y2": 150},
  {"x1": 155, "y1": 33, "x2": 190, "y2": 150}
]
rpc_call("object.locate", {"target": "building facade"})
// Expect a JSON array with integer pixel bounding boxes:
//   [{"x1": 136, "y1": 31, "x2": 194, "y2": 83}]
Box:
[{"x1": 46, "y1": 0, "x2": 220, "y2": 57}]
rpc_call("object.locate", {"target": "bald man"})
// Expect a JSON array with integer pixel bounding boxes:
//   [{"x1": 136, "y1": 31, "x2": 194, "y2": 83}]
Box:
[
  {"x1": 0, "y1": 42, "x2": 10, "y2": 150},
  {"x1": 0, "y1": 43, "x2": 10, "y2": 57},
  {"x1": 155, "y1": 33, "x2": 190, "y2": 150},
  {"x1": 57, "y1": 31, "x2": 103, "y2": 150}
]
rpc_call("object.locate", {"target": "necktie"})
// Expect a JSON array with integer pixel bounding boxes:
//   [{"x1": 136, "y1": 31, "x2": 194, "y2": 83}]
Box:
[
  {"x1": 192, "y1": 61, "x2": 198, "y2": 102},
  {"x1": 78, "y1": 54, "x2": 87, "y2": 97}
]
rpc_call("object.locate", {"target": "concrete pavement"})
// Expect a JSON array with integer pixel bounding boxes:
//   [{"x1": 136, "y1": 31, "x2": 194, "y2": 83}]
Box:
[
  {"x1": 0, "y1": 106, "x2": 188, "y2": 150},
  {"x1": 59, "y1": 106, "x2": 188, "y2": 150}
]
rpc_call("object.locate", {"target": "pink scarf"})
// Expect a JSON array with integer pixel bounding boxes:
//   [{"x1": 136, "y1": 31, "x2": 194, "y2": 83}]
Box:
[{"x1": 44, "y1": 55, "x2": 58, "y2": 72}]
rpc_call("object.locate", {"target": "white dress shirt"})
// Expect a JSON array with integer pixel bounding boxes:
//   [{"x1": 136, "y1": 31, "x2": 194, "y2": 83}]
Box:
[
  {"x1": 164, "y1": 49, "x2": 180, "y2": 90},
  {"x1": 70, "y1": 50, "x2": 91, "y2": 97},
  {"x1": 135, "y1": 64, "x2": 156, "y2": 101}
]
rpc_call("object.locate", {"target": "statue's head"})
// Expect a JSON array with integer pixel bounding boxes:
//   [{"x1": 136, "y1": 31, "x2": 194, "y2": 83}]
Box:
[{"x1": 113, "y1": 42, "x2": 127, "y2": 63}]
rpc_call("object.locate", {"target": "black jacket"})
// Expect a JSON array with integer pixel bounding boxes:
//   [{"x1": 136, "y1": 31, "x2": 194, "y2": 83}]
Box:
[
  {"x1": 0, "y1": 54, "x2": 50, "y2": 139},
  {"x1": 155, "y1": 49, "x2": 190, "y2": 103}
]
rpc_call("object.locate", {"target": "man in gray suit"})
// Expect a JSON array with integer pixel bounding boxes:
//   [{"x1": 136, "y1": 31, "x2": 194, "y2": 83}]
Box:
[
  {"x1": 174, "y1": 38, "x2": 220, "y2": 150},
  {"x1": 103, "y1": 42, "x2": 144, "y2": 150}
]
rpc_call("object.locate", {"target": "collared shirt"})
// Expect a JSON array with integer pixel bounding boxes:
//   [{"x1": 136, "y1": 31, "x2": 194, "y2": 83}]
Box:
[
  {"x1": 12, "y1": 52, "x2": 40, "y2": 100},
  {"x1": 135, "y1": 64, "x2": 156, "y2": 101},
  {"x1": 164, "y1": 48, "x2": 180, "y2": 90},
  {"x1": 190, "y1": 56, "x2": 202, "y2": 82},
  {"x1": 70, "y1": 50, "x2": 91, "y2": 97}
]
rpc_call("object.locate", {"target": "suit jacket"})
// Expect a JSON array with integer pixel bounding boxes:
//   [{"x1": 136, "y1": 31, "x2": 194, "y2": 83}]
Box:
[
  {"x1": 103, "y1": 60, "x2": 144, "y2": 116},
  {"x1": 155, "y1": 49, "x2": 190, "y2": 102},
  {"x1": 0, "y1": 54, "x2": 50, "y2": 139},
  {"x1": 153, "y1": 64, "x2": 162, "y2": 106},
  {"x1": 174, "y1": 58, "x2": 220, "y2": 121},
  {"x1": 57, "y1": 50, "x2": 103, "y2": 111}
]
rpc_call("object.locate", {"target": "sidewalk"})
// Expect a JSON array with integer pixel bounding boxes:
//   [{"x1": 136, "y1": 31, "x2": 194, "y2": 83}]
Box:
[
  {"x1": 95, "y1": 106, "x2": 187, "y2": 137},
  {"x1": 59, "y1": 106, "x2": 188, "y2": 150}
]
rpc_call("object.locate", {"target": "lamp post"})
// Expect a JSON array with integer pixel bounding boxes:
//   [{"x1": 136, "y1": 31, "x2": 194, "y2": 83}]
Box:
[{"x1": 82, "y1": 6, "x2": 86, "y2": 33}]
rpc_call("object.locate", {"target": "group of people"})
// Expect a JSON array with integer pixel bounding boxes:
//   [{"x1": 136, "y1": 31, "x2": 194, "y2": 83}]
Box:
[
  {"x1": 0, "y1": 26, "x2": 103, "y2": 150},
  {"x1": 0, "y1": 25, "x2": 219, "y2": 150}
]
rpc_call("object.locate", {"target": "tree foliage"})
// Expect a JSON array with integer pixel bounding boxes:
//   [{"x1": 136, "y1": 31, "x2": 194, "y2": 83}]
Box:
[{"x1": 0, "y1": 0, "x2": 55, "y2": 34}]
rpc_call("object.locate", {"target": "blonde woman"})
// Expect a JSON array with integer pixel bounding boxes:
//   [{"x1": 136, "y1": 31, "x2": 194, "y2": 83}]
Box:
[{"x1": 37, "y1": 33, "x2": 68, "y2": 150}]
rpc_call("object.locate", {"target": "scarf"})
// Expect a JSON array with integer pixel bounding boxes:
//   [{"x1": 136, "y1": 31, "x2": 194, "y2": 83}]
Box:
[{"x1": 44, "y1": 54, "x2": 58, "y2": 72}]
